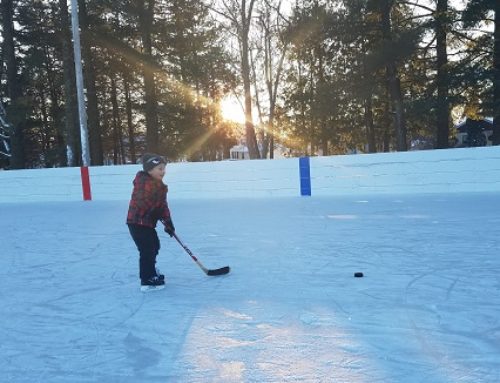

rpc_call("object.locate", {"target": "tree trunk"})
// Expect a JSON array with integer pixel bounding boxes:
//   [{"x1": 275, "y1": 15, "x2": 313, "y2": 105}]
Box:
[
  {"x1": 46, "y1": 54, "x2": 66, "y2": 167},
  {"x1": 380, "y1": 0, "x2": 407, "y2": 151},
  {"x1": 58, "y1": 0, "x2": 80, "y2": 166},
  {"x1": 242, "y1": 42, "x2": 260, "y2": 158},
  {"x1": 268, "y1": 43, "x2": 287, "y2": 160},
  {"x1": 110, "y1": 75, "x2": 121, "y2": 164},
  {"x1": 141, "y1": 0, "x2": 159, "y2": 154},
  {"x1": 365, "y1": 95, "x2": 376, "y2": 153},
  {"x1": 1, "y1": 0, "x2": 25, "y2": 168},
  {"x1": 321, "y1": 128, "x2": 329, "y2": 155},
  {"x1": 241, "y1": 0, "x2": 260, "y2": 159},
  {"x1": 435, "y1": 0, "x2": 450, "y2": 149},
  {"x1": 78, "y1": 0, "x2": 103, "y2": 165},
  {"x1": 383, "y1": 88, "x2": 391, "y2": 152},
  {"x1": 39, "y1": 85, "x2": 50, "y2": 165},
  {"x1": 251, "y1": 49, "x2": 266, "y2": 157},
  {"x1": 493, "y1": 1, "x2": 500, "y2": 145},
  {"x1": 124, "y1": 74, "x2": 136, "y2": 163}
]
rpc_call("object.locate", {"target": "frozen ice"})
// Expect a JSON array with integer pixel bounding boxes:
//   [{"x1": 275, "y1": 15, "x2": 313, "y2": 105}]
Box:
[{"x1": 1, "y1": 193, "x2": 499, "y2": 382}]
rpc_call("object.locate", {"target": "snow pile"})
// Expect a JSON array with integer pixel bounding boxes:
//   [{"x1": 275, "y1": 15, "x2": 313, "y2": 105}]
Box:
[{"x1": 1, "y1": 146, "x2": 499, "y2": 203}]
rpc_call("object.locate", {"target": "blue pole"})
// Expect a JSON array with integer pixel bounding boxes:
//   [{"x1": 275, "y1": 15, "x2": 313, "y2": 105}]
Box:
[{"x1": 299, "y1": 157, "x2": 311, "y2": 196}]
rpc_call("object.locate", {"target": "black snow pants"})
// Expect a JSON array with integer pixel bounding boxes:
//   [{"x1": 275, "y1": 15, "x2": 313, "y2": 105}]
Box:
[{"x1": 128, "y1": 224, "x2": 160, "y2": 282}]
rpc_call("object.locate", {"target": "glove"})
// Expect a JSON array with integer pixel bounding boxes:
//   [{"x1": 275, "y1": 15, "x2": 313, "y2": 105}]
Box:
[{"x1": 162, "y1": 218, "x2": 175, "y2": 237}]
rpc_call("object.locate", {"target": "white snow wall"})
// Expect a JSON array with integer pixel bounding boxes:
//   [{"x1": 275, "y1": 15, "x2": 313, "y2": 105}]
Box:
[{"x1": 1, "y1": 146, "x2": 500, "y2": 203}]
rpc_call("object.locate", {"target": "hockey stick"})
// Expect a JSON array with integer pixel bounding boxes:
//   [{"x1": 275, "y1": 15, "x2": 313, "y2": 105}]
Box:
[{"x1": 172, "y1": 233, "x2": 230, "y2": 276}]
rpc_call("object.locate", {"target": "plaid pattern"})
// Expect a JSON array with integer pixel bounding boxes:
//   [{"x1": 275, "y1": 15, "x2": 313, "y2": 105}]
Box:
[{"x1": 126, "y1": 171, "x2": 171, "y2": 228}]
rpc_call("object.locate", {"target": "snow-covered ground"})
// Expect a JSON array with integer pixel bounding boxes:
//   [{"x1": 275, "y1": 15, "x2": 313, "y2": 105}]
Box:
[{"x1": 1, "y1": 194, "x2": 499, "y2": 382}]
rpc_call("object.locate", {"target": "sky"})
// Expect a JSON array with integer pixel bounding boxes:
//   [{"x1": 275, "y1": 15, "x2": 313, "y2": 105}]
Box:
[{"x1": 1, "y1": 192, "x2": 499, "y2": 382}]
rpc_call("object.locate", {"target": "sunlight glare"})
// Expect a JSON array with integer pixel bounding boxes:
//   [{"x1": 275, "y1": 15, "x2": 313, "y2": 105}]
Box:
[{"x1": 220, "y1": 97, "x2": 245, "y2": 124}]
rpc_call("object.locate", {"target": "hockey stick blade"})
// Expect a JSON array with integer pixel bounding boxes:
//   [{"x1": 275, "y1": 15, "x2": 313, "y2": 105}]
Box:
[
  {"x1": 173, "y1": 233, "x2": 230, "y2": 277},
  {"x1": 207, "y1": 266, "x2": 230, "y2": 276}
]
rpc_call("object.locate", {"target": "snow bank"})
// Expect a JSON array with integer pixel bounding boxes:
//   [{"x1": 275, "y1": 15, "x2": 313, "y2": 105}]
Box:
[
  {"x1": 90, "y1": 158, "x2": 299, "y2": 201},
  {"x1": 1, "y1": 146, "x2": 499, "y2": 203},
  {"x1": 0, "y1": 167, "x2": 84, "y2": 203},
  {"x1": 311, "y1": 146, "x2": 500, "y2": 196}
]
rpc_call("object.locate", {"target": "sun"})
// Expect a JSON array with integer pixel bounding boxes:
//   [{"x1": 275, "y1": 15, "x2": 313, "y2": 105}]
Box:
[{"x1": 220, "y1": 96, "x2": 246, "y2": 124}]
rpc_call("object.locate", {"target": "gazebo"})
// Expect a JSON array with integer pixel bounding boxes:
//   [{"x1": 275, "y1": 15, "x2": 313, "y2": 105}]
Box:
[{"x1": 229, "y1": 144, "x2": 249, "y2": 160}]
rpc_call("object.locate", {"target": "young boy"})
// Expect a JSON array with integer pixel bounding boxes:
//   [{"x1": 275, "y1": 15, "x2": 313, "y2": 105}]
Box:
[{"x1": 127, "y1": 153, "x2": 175, "y2": 291}]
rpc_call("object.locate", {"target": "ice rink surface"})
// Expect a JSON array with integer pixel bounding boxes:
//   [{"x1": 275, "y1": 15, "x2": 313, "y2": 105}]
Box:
[{"x1": 1, "y1": 193, "x2": 499, "y2": 382}]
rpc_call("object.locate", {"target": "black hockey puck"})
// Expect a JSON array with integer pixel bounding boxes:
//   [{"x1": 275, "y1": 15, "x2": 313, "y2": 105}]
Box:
[{"x1": 354, "y1": 272, "x2": 364, "y2": 278}]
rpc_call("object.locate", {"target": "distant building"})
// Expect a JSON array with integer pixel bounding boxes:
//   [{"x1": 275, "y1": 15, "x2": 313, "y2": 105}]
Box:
[
  {"x1": 229, "y1": 142, "x2": 294, "y2": 160},
  {"x1": 454, "y1": 118, "x2": 493, "y2": 147},
  {"x1": 230, "y1": 144, "x2": 250, "y2": 160}
]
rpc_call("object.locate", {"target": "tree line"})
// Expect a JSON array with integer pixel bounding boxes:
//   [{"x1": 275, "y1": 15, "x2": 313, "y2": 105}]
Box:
[{"x1": 0, "y1": 0, "x2": 498, "y2": 169}]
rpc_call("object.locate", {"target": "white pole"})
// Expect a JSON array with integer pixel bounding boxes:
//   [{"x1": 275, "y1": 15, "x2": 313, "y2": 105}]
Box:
[{"x1": 70, "y1": 0, "x2": 90, "y2": 167}]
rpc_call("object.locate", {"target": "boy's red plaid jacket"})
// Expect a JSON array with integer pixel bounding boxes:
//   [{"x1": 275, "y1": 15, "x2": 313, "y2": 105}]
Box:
[{"x1": 127, "y1": 171, "x2": 171, "y2": 228}]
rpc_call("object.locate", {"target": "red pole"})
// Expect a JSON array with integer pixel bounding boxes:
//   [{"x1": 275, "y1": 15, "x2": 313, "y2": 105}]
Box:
[{"x1": 80, "y1": 166, "x2": 92, "y2": 201}]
